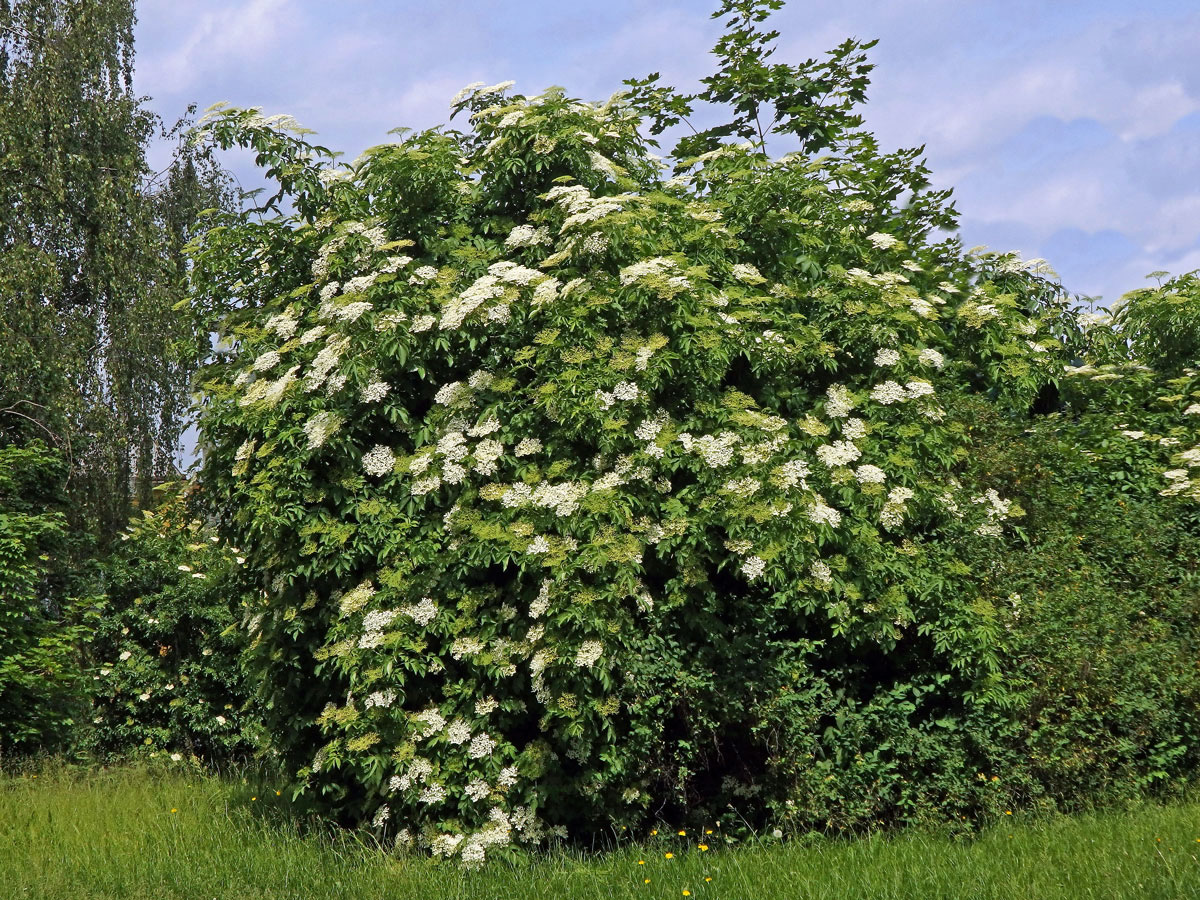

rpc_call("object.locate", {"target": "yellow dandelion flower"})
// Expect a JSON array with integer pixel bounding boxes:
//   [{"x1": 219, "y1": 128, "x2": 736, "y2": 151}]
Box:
[
  {"x1": 683, "y1": 891, "x2": 691, "y2": 897},
  {"x1": 251, "y1": 796, "x2": 257, "y2": 801},
  {"x1": 678, "y1": 830, "x2": 686, "y2": 836},
  {"x1": 698, "y1": 843, "x2": 709, "y2": 851},
  {"x1": 1004, "y1": 810, "x2": 1012, "y2": 815},
  {"x1": 705, "y1": 829, "x2": 713, "y2": 835},
  {"x1": 170, "y1": 808, "x2": 178, "y2": 813},
  {"x1": 638, "y1": 860, "x2": 645, "y2": 865},
  {"x1": 644, "y1": 878, "x2": 651, "y2": 884},
  {"x1": 664, "y1": 852, "x2": 674, "y2": 859},
  {"x1": 650, "y1": 829, "x2": 658, "y2": 835},
  {"x1": 275, "y1": 790, "x2": 282, "y2": 796},
  {"x1": 705, "y1": 877, "x2": 713, "y2": 883}
]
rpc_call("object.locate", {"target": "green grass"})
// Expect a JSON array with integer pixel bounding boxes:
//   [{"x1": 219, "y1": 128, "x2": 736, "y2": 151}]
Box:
[{"x1": 1, "y1": 764, "x2": 1198, "y2": 899}]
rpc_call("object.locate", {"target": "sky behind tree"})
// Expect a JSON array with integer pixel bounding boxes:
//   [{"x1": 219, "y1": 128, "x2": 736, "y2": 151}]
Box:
[{"x1": 134, "y1": 0, "x2": 1200, "y2": 305}]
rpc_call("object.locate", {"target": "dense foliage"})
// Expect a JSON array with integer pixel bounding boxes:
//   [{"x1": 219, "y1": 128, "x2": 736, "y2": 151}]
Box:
[
  {"x1": 0, "y1": 0, "x2": 231, "y2": 533},
  {"x1": 2, "y1": 0, "x2": 1198, "y2": 871},
  {"x1": 84, "y1": 486, "x2": 252, "y2": 761},
  {"x1": 0, "y1": 442, "x2": 94, "y2": 753},
  {"x1": 185, "y1": 1, "x2": 1133, "y2": 864},
  {"x1": 0, "y1": 0, "x2": 233, "y2": 756}
]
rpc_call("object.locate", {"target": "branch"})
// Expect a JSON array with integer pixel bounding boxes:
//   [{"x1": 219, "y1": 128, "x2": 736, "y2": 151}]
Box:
[
  {"x1": 0, "y1": 22, "x2": 42, "y2": 45},
  {"x1": 0, "y1": 400, "x2": 74, "y2": 479}
]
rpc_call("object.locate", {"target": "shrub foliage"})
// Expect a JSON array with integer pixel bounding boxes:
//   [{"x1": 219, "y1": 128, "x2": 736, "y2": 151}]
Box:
[
  {"x1": 187, "y1": 2, "x2": 1113, "y2": 862},
  {"x1": 84, "y1": 486, "x2": 252, "y2": 761}
]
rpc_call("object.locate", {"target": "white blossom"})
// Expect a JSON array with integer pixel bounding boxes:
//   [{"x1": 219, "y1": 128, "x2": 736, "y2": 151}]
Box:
[
  {"x1": 817, "y1": 440, "x2": 861, "y2": 468},
  {"x1": 574, "y1": 640, "x2": 604, "y2": 668},
  {"x1": 514, "y1": 437, "x2": 542, "y2": 457},
  {"x1": 362, "y1": 445, "x2": 396, "y2": 477},
  {"x1": 854, "y1": 464, "x2": 887, "y2": 484},
  {"x1": 361, "y1": 381, "x2": 390, "y2": 403},
  {"x1": 918, "y1": 348, "x2": 945, "y2": 369},
  {"x1": 741, "y1": 556, "x2": 766, "y2": 581},
  {"x1": 731, "y1": 263, "x2": 766, "y2": 284},
  {"x1": 826, "y1": 384, "x2": 855, "y2": 418},
  {"x1": 808, "y1": 497, "x2": 843, "y2": 528},
  {"x1": 402, "y1": 597, "x2": 438, "y2": 627},
  {"x1": 252, "y1": 350, "x2": 281, "y2": 372},
  {"x1": 468, "y1": 732, "x2": 496, "y2": 759},
  {"x1": 870, "y1": 381, "x2": 908, "y2": 405},
  {"x1": 303, "y1": 411, "x2": 344, "y2": 449},
  {"x1": 867, "y1": 232, "x2": 901, "y2": 250}
]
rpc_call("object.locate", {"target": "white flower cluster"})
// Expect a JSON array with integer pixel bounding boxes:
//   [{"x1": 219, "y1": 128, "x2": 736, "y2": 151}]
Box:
[
  {"x1": 265, "y1": 311, "x2": 298, "y2": 339},
  {"x1": 867, "y1": 232, "x2": 901, "y2": 250},
  {"x1": 731, "y1": 262, "x2": 766, "y2": 284},
  {"x1": 817, "y1": 440, "x2": 861, "y2": 468},
  {"x1": 870, "y1": 380, "x2": 935, "y2": 405},
  {"x1": 808, "y1": 495, "x2": 843, "y2": 528},
  {"x1": 574, "y1": 640, "x2": 604, "y2": 668},
  {"x1": 678, "y1": 431, "x2": 740, "y2": 468},
  {"x1": 365, "y1": 689, "x2": 396, "y2": 709},
  {"x1": 874, "y1": 348, "x2": 900, "y2": 367},
  {"x1": 619, "y1": 256, "x2": 676, "y2": 286},
  {"x1": 722, "y1": 477, "x2": 761, "y2": 498},
  {"x1": 361, "y1": 380, "x2": 390, "y2": 403},
  {"x1": 880, "y1": 486, "x2": 915, "y2": 530},
  {"x1": 972, "y1": 488, "x2": 1014, "y2": 536},
  {"x1": 870, "y1": 381, "x2": 908, "y2": 405},
  {"x1": 854, "y1": 464, "x2": 887, "y2": 484},
  {"x1": 595, "y1": 381, "x2": 640, "y2": 409},
  {"x1": 843, "y1": 417, "x2": 868, "y2": 440},
  {"x1": 435, "y1": 381, "x2": 471, "y2": 406},
  {"x1": 514, "y1": 437, "x2": 542, "y2": 457},
  {"x1": 303, "y1": 411, "x2": 344, "y2": 449},
  {"x1": 772, "y1": 459, "x2": 810, "y2": 489},
  {"x1": 826, "y1": 384, "x2": 855, "y2": 418},
  {"x1": 304, "y1": 336, "x2": 350, "y2": 392},
  {"x1": 918, "y1": 348, "x2": 945, "y2": 369},
  {"x1": 363, "y1": 445, "x2": 396, "y2": 477},
  {"x1": 739, "y1": 555, "x2": 766, "y2": 581},
  {"x1": 252, "y1": 350, "x2": 281, "y2": 372},
  {"x1": 401, "y1": 597, "x2": 438, "y2": 626},
  {"x1": 505, "y1": 224, "x2": 553, "y2": 249}
]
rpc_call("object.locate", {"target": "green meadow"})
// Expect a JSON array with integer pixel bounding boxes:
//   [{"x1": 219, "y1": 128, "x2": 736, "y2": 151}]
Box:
[{"x1": 2, "y1": 764, "x2": 1197, "y2": 900}]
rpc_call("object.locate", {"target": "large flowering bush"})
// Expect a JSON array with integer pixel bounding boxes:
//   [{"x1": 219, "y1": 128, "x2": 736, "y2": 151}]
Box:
[{"x1": 188, "y1": 2, "x2": 1094, "y2": 863}]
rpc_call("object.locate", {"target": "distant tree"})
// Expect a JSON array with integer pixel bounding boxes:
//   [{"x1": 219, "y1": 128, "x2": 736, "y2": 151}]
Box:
[
  {"x1": 0, "y1": 0, "x2": 232, "y2": 539},
  {"x1": 0, "y1": 0, "x2": 232, "y2": 753}
]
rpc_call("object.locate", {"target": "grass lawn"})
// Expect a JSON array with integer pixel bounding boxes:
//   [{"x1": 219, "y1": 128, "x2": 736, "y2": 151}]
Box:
[{"x1": 1, "y1": 764, "x2": 1198, "y2": 899}]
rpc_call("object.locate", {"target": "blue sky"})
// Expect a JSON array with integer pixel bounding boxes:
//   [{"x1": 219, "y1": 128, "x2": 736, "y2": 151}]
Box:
[{"x1": 133, "y1": 0, "x2": 1200, "y2": 305}]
